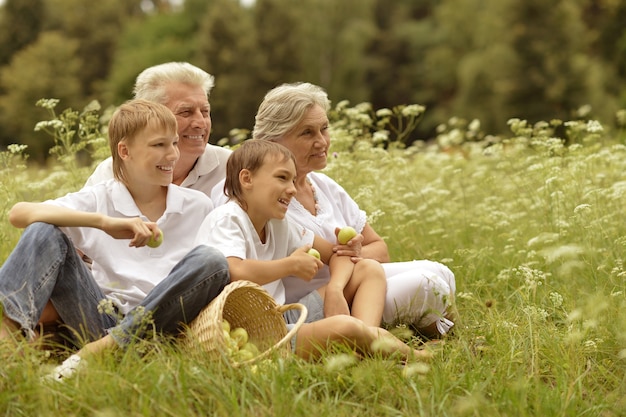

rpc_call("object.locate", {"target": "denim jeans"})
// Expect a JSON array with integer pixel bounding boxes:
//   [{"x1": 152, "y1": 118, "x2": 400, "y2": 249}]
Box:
[{"x1": 0, "y1": 222, "x2": 230, "y2": 347}]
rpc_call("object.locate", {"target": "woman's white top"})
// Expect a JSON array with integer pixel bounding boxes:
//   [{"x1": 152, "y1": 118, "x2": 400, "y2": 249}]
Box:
[{"x1": 282, "y1": 172, "x2": 366, "y2": 301}]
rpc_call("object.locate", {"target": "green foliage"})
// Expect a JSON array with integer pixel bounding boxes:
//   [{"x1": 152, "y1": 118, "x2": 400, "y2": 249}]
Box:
[
  {"x1": 34, "y1": 98, "x2": 110, "y2": 192},
  {"x1": 103, "y1": 13, "x2": 198, "y2": 106},
  {"x1": 3, "y1": 101, "x2": 626, "y2": 415},
  {"x1": 0, "y1": 0, "x2": 625, "y2": 412},
  {"x1": 2, "y1": 0, "x2": 626, "y2": 155},
  {"x1": 0, "y1": 144, "x2": 30, "y2": 261},
  {"x1": 43, "y1": 0, "x2": 144, "y2": 97},
  {"x1": 0, "y1": 0, "x2": 45, "y2": 66},
  {"x1": 196, "y1": 0, "x2": 260, "y2": 144},
  {"x1": 329, "y1": 100, "x2": 426, "y2": 148},
  {"x1": 0, "y1": 32, "x2": 83, "y2": 162}
]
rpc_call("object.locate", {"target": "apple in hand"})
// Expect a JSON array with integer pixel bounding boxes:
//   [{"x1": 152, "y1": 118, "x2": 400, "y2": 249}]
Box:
[
  {"x1": 337, "y1": 226, "x2": 357, "y2": 245},
  {"x1": 307, "y1": 248, "x2": 321, "y2": 259},
  {"x1": 147, "y1": 228, "x2": 163, "y2": 248}
]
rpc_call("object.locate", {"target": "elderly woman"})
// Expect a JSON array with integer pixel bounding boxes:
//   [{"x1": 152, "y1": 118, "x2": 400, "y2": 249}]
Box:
[{"x1": 213, "y1": 83, "x2": 456, "y2": 337}]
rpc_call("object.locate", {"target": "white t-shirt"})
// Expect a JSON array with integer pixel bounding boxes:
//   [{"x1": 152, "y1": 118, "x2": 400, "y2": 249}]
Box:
[
  {"x1": 209, "y1": 177, "x2": 228, "y2": 207},
  {"x1": 194, "y1": 201, "x2": 314, "y2": 304},
  {"x1": 47, "y1": 179, "x2": 214, "y2": 314},
  {"x1": 282, "y1": 172, "x2": 367, "y2": 302},
  {"x1": 85, "y1": 144, "x2": 232, "y2": 196}
]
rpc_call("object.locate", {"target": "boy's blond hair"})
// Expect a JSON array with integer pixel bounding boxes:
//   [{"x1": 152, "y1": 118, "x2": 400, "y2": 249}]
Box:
[
  {"x1": 108, "y1": 99, "x2": 178, "y2": 184},
  {"x1": 225, "y1": 140, "x2": 295, "y2": 210}
]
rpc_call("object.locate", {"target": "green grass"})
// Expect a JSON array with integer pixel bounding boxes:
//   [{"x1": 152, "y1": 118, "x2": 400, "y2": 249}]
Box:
[{"x1": 1, "y1": 105, "x2": 626, "y2": 416}]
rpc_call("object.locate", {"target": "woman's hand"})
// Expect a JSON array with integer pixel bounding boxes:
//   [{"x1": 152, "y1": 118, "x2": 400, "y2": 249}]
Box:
[
  {"x1": 332, "y1": 226, "x2": 363, "y2": 261},
  {"x1": 333, "y1": 224, "x2": 390, "y2": 264}
]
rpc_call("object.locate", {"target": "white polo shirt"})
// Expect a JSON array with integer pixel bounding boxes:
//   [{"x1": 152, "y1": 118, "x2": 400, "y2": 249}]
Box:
[
  {"x1": 195, "y1": 201, "x2": 314, "y2": 304},
  {"x1": 85, "y1": 144, "x2": 232, "y2": 196},
  {"x1": 46, "y1": 179, "x2": 214, "y2": 314}
]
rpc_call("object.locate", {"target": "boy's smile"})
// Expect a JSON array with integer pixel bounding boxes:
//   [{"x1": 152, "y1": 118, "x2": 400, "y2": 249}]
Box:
[
  {"x1": 245, "y1": 154, "x2": 297, "y2": 234},
  {"x1": 122, "y1": 123, "x2": 180, "y2": 188}
]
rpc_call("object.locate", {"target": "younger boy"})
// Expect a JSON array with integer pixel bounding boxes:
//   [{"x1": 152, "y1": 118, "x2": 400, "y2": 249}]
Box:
[
  {"x1": 195, "y1": 140, "x2": 430, "y2": 361},
  {"x1": 0, "y1": 99, "x2": 229, "y2": 378}
]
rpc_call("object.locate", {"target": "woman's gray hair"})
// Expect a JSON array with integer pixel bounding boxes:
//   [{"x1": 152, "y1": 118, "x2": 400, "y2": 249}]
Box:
[
  {"x1": 253, "y1": 82, "x2": 331, "y2": 142},
  {"x1": 133, "y1": 62, "x2": 215, "y2": 105}
]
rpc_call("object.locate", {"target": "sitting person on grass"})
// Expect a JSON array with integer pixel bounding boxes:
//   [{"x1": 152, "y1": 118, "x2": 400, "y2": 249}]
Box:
[
  {"x1": 196, "y1": 140, "x2": 431, "y2": 361},
  {"x1": 248, "y1": 82, "x2": 457, "y2": 338},
  {"x1": 0, "y1": 99, "x2": 229, "y2": 379}
]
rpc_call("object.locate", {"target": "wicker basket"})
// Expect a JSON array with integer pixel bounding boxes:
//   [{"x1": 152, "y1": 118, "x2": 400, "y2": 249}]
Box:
[{"x1": 183, "y1": 280, "x2": 308, "y2": 366}]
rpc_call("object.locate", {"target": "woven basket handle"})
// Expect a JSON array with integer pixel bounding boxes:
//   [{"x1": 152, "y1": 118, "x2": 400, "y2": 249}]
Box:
[{"x1": 236, "y1": 302, "x2": 308, "y2": 366}]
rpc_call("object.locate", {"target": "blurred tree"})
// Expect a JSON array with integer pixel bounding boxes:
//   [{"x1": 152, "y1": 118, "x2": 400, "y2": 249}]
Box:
[
  {"x1": 43, "y1": 0, "x2": 144, "y2": 98},
  {"x1": 364, "y1": 0, "x2": 440, "y2": 141},
  {"x1": 253, "y1": 0, "x2": 303, "y2": 88},
  {"x1": 424, "y1": 0, "x2": 618, "y2": 136},
  {"x1": 196, "y1": 0, "x2": 260, "y2": 143},
  {"x1": 0, "y1": 32, "x2": 82, "y2": 162},
  {"x1": 0, "y1": 0, "x2": 45, "y2": 66},
  {"x1": 181, "y1": 0, "x2": 212, "y2": 32},
  {"x1": 506, "y1": 0, "x2": 616, "y2": 126},
  {"x1": 103, "y1": 13, "x2": 197, "y2": 106},
  {"x1": 427, "y1": 0, "x2": 519, "y2": 134},
  {"x1": 295, "y1": 0, "x2": 376, "y2": 106},
  {"x1": 583, "y1": 0, "x2": 626, "y2": 108}
]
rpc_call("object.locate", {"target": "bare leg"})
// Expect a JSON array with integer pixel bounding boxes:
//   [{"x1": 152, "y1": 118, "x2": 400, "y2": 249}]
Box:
[
  {"x1": 0, "y1": 316, "x2": 19, "y2": 341},
  {"x1": 76, "y1": 334, "x2": 117, "y2": 358},
  {"x1": 344, "y1": 260, "x2": 386, "y2": 326},
  {"x1": 294, "y1": 315, "x2": 432, "y2": 362},
  {"x1": 39, "y1": 300, "x2": 61, "y2": 324}
]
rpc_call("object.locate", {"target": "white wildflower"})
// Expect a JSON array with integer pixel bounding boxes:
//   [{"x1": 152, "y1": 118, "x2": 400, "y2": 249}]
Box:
[
  {"x1": 401, "y1": 104, "x2": 425, "y2": 117},
  {"x1": 573, "y1": 204, "x2": 592, "y2": 215},
  {"x1": 7, "y1": 144, "x2": 28, "y2": 154},
  {"x1": 402, "y1": 362, "x2": 430, "y2": 378},
  {"x1": 34, "y1": 120, "x2": 64, "y2": 131},
  {"x1": 324, "y1": 353, "x2": 357, "y2": 373},
  {"x1": 549, "y1": 292, "x2": 563, "y2": 308},
  {"x1": 375, "y1": 108, "x2": 393, "y2": 117},
  {"x1": 468, "y1": 119, "x2": 481, "y2": 132},
  {"x1": 586, "y1": 120, "x2": 603, "y2": 133}
]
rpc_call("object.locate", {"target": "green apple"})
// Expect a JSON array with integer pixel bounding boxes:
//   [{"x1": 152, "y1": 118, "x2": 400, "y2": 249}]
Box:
[
  {"x1": 242, "y1": 342, "x2": 260, "y2": 356},
  {"x1": 221, "y1": 319, "x2": 231, "y2": 333},
  {"x1": 338, "y1": 226, "x2": 357, "y2": 245},
  {"x1": 230, "y1": 327, "x2": 249, "y2": 348},
  {"x1": 234, "y1": 349, "x2": 255, "y2": 362},
  {"x1": 307, "y1": 248, "x2": 321, "y2": 259},
  {"x1": 147, "y1": 229, "x2": 164, "y2": 248}
]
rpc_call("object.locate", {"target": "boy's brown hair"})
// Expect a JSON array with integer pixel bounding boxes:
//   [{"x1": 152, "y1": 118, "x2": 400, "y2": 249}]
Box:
[
  {"x1": 225, "y1": 140, "x2": 295, "y2": 210},
  {"x1": 108, "y1": 99, "x2": 178, "y2": 184}
]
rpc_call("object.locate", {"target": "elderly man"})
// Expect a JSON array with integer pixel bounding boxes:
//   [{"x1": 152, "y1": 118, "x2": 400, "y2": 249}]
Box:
[{"x1": 86, "y1": 62, "x2": 231, "y2": 193}]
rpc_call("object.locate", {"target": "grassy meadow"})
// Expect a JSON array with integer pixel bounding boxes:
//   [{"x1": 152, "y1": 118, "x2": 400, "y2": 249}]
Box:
[{"x1": 1, "y1": 101, "x2": 626, "y2": 416}]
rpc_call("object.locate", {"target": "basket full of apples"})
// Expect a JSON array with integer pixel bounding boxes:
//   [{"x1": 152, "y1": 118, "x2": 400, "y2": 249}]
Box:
[{"x1": 183, "y1": 280, "x2": 307, "y2": 366}]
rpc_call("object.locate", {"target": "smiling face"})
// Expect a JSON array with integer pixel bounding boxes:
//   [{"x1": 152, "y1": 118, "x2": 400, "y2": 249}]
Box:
[
  {"x1": 244, "y1": 153, "x2": 297, "y2": 231},
  {"x1": 276, "y1": 104, "x2": 330, "y2": 176},
  {"x1": 120, "y1": 122, "x2": 180, "y2": 188},
  {"x1": 162, "y1": 82, "x2": 211, "y2": 160}
]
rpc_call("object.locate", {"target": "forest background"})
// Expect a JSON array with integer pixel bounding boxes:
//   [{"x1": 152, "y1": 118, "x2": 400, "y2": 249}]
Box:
[{"x1": 1, "y1": 0, "x2": 626, "y2": 163}]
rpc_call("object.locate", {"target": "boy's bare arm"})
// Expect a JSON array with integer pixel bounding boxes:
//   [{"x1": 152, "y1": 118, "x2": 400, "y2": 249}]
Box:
[
  {"x1": 9, "y1": 202, "x2": 159, "y2": 247},
  {"x1": 226, "y1": 246, "x2": 320, "y2": 285}
]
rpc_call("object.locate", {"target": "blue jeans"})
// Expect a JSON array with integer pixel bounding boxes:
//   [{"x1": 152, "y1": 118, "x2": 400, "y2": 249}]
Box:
[{"x1": 0, "y1": 223, "x2": 230, "y2": 347}]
